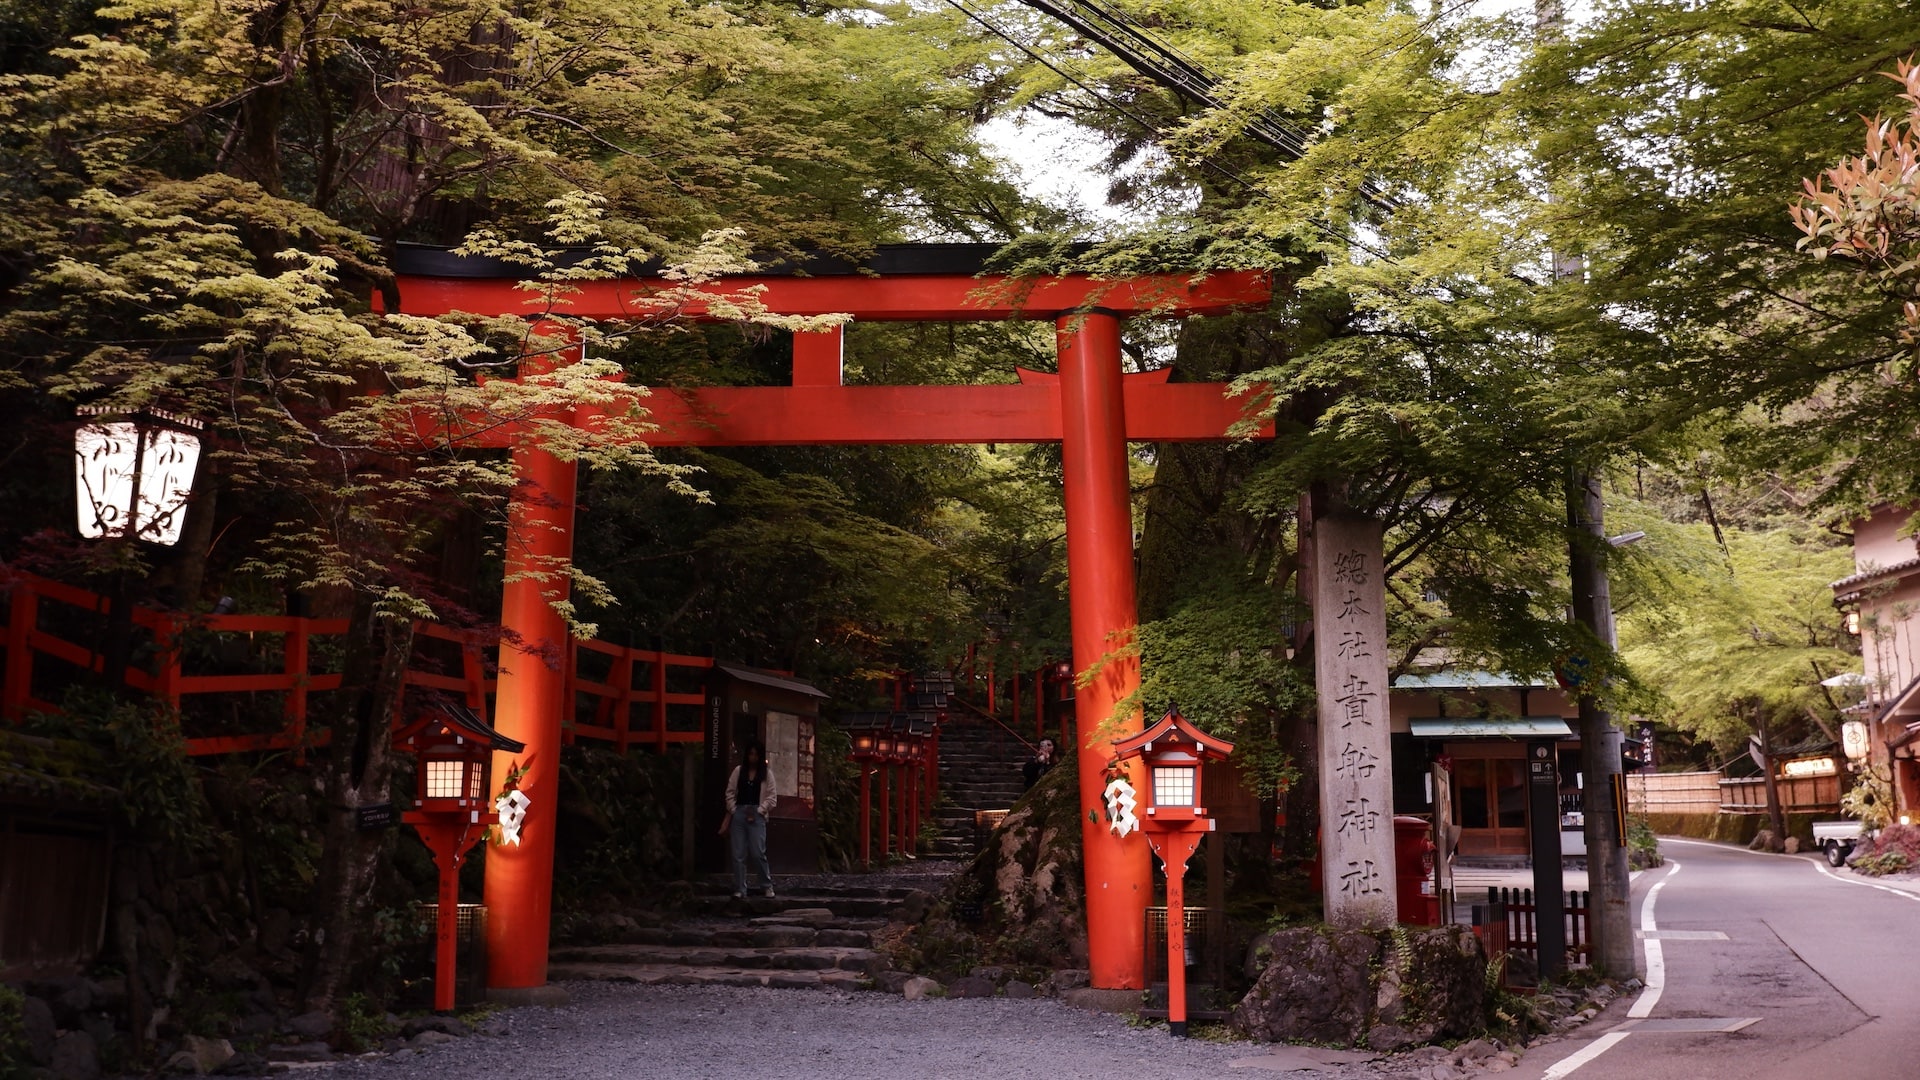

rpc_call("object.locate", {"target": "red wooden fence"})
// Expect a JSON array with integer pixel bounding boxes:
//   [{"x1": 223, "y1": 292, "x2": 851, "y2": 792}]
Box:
[{"x1": 0, "y1": 573, "x2": 709, "y2": 759}]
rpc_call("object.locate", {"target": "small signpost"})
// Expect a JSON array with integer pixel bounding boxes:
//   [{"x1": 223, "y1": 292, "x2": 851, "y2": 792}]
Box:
[
  {"x1": 355, "y1": 803, "x2": 395, "y2": 832},
  {"x1": 1526, "y1": 739, "x2": 1566, "y2": 979}
]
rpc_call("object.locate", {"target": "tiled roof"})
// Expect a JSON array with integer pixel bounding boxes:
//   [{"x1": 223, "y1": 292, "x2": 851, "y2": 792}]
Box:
[{"x1": 1831, "y1": 556, "x2": 1920, "y2": 599}]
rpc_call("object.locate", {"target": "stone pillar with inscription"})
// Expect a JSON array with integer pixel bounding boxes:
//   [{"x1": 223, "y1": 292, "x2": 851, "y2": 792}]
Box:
[{"x1": 1310, "y1": 513, "x2": 1398, "y2": 929}]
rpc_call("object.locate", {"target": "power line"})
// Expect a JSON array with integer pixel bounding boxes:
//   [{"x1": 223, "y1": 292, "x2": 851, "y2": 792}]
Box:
[
  {"x1": 1010, "y1": 0, "x2": 1395, "y2": 212},
  {"x1": 945, "y1": 0, "x2": 1395, "y2": 257}
]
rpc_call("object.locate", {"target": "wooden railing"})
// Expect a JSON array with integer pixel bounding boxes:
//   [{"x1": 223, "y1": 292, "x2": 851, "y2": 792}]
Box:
[
  {"x1": 1486, "y1": 886, "x2": 1591, "y2": 966},
  {"x1": 1, "y1": 572, "x2": 709, "y2": 759}
]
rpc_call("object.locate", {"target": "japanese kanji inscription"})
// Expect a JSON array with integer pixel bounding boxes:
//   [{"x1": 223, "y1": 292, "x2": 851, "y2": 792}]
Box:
[{"x1": 1313, "y1": 514, "x2": 1398, "y2": 928}]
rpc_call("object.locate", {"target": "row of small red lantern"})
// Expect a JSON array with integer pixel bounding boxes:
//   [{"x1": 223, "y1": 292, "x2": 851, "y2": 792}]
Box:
[{"x1": 843, "y1": 711, "x2": 938, "y2": 867}]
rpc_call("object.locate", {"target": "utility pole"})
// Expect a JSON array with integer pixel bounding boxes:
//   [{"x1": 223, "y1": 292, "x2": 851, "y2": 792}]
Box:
[
  {"x1": 1567, "y1": 472, "x2": 1634, "y2": 977},
  {"x1": 1534, "y1": 0, "x2": 1634, "y2": 981}
]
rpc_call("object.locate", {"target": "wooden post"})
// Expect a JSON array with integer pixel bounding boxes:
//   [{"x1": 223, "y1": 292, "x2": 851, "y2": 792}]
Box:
[
  {"x1": 651, "y1": 651, "x2": 669, "y2": 751},
  {"x1": 2, "y1": 583, "x2": 36, "y2": 721},
  {"x1": 879, "y1": 763, "x2": 892, "y2": 858},
  {"x1": 609, "y1": 651, "x2": 633, "y2": 754},
  {"x1": 859, "y1": 765, "x2": 873, "y2": 868}
]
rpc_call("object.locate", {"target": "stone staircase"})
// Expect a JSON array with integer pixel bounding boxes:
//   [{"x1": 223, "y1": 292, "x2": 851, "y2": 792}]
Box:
[
  {"x1": 547, "y1": 867, "x2": 955, "y2": 991},
  {"x1": 927, "y1": 707, "x2": 1042, "y2": 858}
]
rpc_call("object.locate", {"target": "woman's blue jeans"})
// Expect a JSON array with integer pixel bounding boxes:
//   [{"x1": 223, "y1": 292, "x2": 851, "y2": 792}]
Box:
[{"x1": 730, "y1": 806, "x2": 773, "y2": 895}]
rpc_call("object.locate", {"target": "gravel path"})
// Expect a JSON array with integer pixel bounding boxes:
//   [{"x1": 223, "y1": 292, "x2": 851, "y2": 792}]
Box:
[{"x1": 316, "y1": 981, "x2": 1487, "y2": 1080}]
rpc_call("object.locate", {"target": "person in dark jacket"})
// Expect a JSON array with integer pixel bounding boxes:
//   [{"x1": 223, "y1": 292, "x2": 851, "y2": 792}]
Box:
[
  {"x1": 1022, "y1": 738, "x2": 1057, "y2": 791},
  {"x1": 724, "y1": 743, "x2": 778, "y2": 898}
]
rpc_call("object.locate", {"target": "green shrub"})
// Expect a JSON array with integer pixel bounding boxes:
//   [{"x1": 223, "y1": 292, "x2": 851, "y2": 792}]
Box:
[
  {"x1": 1852, "y1": 850, "x2": 1910, "y2": 876},
  {"x1": 0, "y1": 986, "x2": 32, "y2": 1080},
  {"x1": 1627, "y1": 816, "x2": 1663, "y2": 870},
  {"x1": 1841, "y1": 771, "x2": 1894, "y2": 832}
]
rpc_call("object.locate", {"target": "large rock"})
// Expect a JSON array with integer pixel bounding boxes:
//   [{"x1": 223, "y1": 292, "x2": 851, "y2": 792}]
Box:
[
  {"x1": 21, "y1": 993, "x2": 57, "y2": 1065},
  {"x1": 1368, "y1": 926, "x2": 1488, "y2": 1051},
  {"x1": 164, "y1": 1035, "x2": 236, "y2": 1075},
  {"x1": 964, "y1": 763, "x2": 1088, "y2": 967},
  {"x1": 1234, "y1": 925, "x2": 1489, "y2": 1051},
  {"x1": 27, "y1": 978, "x2": 93, "y2": 1028},
  {"x1": 946, "y1": 975, "x2": 996, "y2": 999},
  {"x1": 1232, "y1": 927, "x2": 1381, "y2": 1046},
  {"x1": 283, "y1": 1011, "x2": 332, "y2": 1040},
  {"x1": 50, "y1": 1030, "x2": 101, "y2": 1080},
  {"x1": 400, "y1": 1015, "x2": 470, "y2": 1038}
]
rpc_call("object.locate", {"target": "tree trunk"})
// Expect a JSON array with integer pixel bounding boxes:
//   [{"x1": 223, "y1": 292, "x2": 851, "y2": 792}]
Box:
[
  {"x1": 298, "y1": 595, "x2": 415, "y2": 1016},
  {"x1": 1568, "y1": 467, "x2": 1634, "y2": 978},
  {"x1": 1757, "y1": 704, "x2": 1788, "y2": 851}
]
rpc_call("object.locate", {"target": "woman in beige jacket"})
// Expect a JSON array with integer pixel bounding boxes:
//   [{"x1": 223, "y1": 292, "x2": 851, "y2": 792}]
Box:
[{"x1": 724, "y1": 743, "x2": 778, "y2": 898}]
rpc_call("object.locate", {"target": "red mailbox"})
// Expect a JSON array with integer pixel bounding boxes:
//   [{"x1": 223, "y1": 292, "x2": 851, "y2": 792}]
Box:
[{"x1": 1393, "y1": 815, "x2": 1439, "y2": 926}]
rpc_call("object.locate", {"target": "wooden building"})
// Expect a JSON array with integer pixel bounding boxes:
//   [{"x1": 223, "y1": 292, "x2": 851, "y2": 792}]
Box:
[
  {"x1": 1389, "y1": 672, "x2": 1584, "y2": 859},
  {"x1": 702, "y1": 664, "x2": 828, "y2": 874}
]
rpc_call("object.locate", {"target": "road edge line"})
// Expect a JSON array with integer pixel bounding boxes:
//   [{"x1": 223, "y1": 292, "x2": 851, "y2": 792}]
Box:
[
  {"x1": 1626, "y1": 859, "x2": 1678, "y2": 1019},
  {"x1": 1541, "y1": 1031, "x2": 1630, "y2": 1080},
  {"x1": 1812, "y1": 861, "x2": 1920, "y2": 902},
  {"x1": 1536, "y1": 860, "x2": 1678, "y2": 1078}
]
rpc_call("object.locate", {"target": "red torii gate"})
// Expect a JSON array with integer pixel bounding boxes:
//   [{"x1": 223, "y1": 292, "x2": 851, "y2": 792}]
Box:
[{"x1": 389, "y1": 242, "x2": 1273, "y2": 995}]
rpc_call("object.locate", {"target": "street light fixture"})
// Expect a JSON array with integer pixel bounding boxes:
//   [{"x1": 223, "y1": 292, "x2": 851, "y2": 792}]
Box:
[
  {"x1": 73, "y1": 406, "x2": 206, "y2": 689},
  {"x1": 74, "y1": 406, "x2": 204, "y2": 546}
]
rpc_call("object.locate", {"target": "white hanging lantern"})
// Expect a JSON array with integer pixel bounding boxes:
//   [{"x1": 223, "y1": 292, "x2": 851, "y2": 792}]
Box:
[
  {"x1": 1842, "y1": 720, "x2": 1871, "y2": 762},
  {"x1": 74, "y1": 407, "x2": 204, "y2": 546}
]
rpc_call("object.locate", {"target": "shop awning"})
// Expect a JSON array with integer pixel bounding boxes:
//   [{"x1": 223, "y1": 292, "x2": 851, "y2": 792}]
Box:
[{"x1": 1410, "y1": 717, "x2": 1574, "y2": 739}]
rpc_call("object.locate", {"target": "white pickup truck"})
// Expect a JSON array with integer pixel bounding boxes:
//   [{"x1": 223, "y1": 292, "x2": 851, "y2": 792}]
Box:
[{"x1": 1812, "y1": 820, "x2": 1867, "y2": 866}]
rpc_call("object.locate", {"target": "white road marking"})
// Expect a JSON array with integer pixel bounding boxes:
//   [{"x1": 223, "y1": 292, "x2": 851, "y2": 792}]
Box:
[
  {"x1": 1628, "y1": 860, "x2": 1679, "y2": 1019},
  {"x1": 1539, "y1": 860, "x2": 1681, "y2": 1078},
  {"x1": 1661, "y1": 837, "x2": 1920, "y2": 903},
  {"x1": 1812, "y1": 861, "x2": 1920, "y2": 902},
  {"x1": 1618, "y1": 1016, "x2": 1759, "y2": 1033},
  {"x1": 1542, "y1": 1032, "x2": 1630, "y2": 1079}
]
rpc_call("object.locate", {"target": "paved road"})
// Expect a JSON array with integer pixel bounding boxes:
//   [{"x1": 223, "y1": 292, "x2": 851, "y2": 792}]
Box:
[{"x1": 1514, "y1": 839, "x2": 1920, "y2": 1080}]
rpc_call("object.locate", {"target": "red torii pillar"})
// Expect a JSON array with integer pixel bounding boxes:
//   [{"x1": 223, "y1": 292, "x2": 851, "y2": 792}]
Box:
[
  {"x1": 1058, "y1": 310, "x2": 1151, "y2": 988},
  {"x1": 484, "y1": 348, "x2": 579, "y2": 996},
  {"x1": 388, "y1": 250, "x2": 1271, "y2": 996}
]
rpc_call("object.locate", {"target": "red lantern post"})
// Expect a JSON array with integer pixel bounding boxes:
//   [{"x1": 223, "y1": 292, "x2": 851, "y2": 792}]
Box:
[
  {"x1": 1110, "y1": 708, "x2": 1234, "y2": 1037},
  {"x1": 397, "y1": 702, "x2": 526, "y2": 1012},
  {"x1": 844, "y1": 713, "x2": 886, "y2": 868}
]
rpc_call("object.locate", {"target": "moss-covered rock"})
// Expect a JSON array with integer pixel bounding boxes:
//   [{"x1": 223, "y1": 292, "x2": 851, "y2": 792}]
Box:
[
  {"x1": 888, "y1": 763, "x2": 1088, "y2": 979},
  {"x1": 1368, "y1": 925, "x2": 1487, "y2": 1051},
  {"x1": 1232, "y1": 923, "x2": 1488, "y2": 1050},
  {"x1": 1231, "y1": 926, "x2": 1380, "y2": 1045}
]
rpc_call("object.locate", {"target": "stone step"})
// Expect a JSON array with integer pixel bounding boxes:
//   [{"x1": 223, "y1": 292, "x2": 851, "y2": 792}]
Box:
[
  {"x1": 546, "y1": 961, "x2": 870, "y2": 991},
  {"x1": 685, "y1": 891, "x2": 930, "y2": 921},
  {"x1": 550, "y1": 942, "x2": 884, "y2": 975},
  {"x1": 693, "y1": 881, "x2": 930, "y2": 901},
  {"x1": 609, "y1": 922, "x2": 876, "y2": 949}
]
